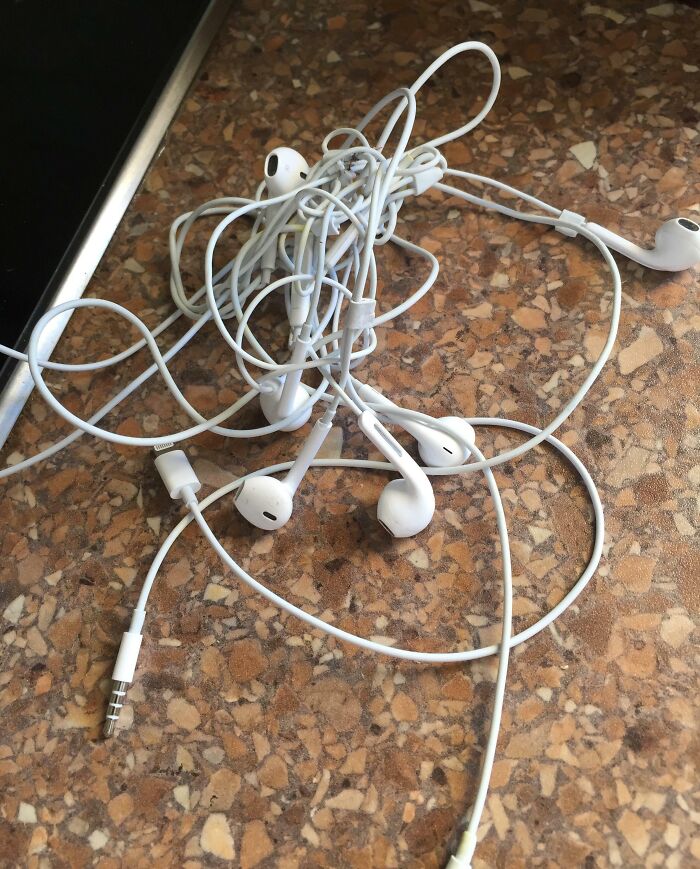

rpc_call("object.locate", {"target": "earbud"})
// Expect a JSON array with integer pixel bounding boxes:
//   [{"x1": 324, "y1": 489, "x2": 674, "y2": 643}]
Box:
[
  {"x1": 264, "y1": 147, "x2": 310, "y2": 198},
  {"x1": 357, "y1": 411, "x2": 435, "y2": 537},
  {"x1": 414, "y1": 416, "x2": 475, "y2": 466},
  {"x1": 261, "y1": 146, "x2": 309, "y2": 268},
  {"x1": 235, "y1": 413, "x2": 333, "y2": 530},
  {"x1": 356, "y1": 383, "x2": 475, "y2": 467},
  {"x1": 586, "y1": 217, "x2": 700, "y2": 272},
  {"x1": 260, "y1": 148, "x2": 309, "y2": 281},
  {"x1": 259, "y1": 375, "x2": 312, "y2": 431},
  {"x1": 234, "y1": 474, "x2": 294, "y2": 531},
  {"x1": 259, "y1": 334, "x2": 313, "y2": 431}
]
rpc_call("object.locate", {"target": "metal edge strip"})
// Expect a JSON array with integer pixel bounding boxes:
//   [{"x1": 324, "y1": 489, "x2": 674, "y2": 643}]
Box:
[{"x1": 0, "y1": 0, "x2": 232, "y2": 450}]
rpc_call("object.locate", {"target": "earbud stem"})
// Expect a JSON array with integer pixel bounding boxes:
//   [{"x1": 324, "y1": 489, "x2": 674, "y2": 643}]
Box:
[
  {"x1": 357, "y1": 382, "x2": 436, "y2": 441},
  {"x1": 289, "y1": 247, "x2": 313, "y2": 331},
  {"x1": 278, "y1": 336, "x2": 312, "y2": 418},
  {"x1": 585, "y1": 222, "x2": 663, "y2": 270},
  {"x1": 261, "y1": 234, "x2": 277, "y2": 282},
  {"x1": 358, "y1": 410, "x2": 435, "y2": 537},
  {"x1": 284, "y1": 412, "x2": 334, "y2": 494},
  {"x1": 357, "y1": 410, "x2": 427, "y2": 486},
  {"x1": 357, "y1": 384, "x2": 431, "y2": 443}
]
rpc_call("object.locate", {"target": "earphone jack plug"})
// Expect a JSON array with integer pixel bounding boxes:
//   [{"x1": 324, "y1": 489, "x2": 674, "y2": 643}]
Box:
[
  {"x1": 104, "y1": 680, "x2": 127, "y2": 737},
  {"x1": 103, "y1": 622, "x2": 143, "y2": 738}
]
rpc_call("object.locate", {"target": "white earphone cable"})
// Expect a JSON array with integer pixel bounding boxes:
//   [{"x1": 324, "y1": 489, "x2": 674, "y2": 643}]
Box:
[{"x1": 1, "y1": 40, "x2": 661, "y2": 867}]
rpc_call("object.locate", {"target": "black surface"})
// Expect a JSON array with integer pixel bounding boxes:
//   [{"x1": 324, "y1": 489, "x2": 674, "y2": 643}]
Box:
[{"x1": 0, "y1": 0, "x2": 213, "y2": 387}]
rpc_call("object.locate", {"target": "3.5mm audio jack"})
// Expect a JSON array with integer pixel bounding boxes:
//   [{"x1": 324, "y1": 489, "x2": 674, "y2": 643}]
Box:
[
  {"x1": 102, "y1": 621, "x2": 144, "y2": 738},
  {"x1": 103, "y1": 680, "x2": 127, "y2": 737}
]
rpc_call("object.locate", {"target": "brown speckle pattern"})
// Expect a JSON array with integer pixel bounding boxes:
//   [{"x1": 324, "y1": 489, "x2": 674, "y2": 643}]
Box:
[{"x1": 1, "y1": 1, "x2": 699, "y2": 866}]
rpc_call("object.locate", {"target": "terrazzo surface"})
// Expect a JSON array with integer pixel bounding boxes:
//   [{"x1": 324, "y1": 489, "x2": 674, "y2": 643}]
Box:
[{"x1": 1, "y1": 1, "x2": 699, "y2": 866}]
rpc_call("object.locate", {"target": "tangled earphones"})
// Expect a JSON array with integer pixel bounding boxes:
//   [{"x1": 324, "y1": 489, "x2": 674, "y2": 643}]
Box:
[{"x1": 1, "y1": 40, "x2": 698, "y2": 869}]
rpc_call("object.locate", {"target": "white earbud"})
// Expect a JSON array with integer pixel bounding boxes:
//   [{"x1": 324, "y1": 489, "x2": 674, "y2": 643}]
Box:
[
  {"x1": 259, "y1": 335, "x2": 313, "y2": 431},
  {"x1": 356, "y1": 382, "x2": 475, "y2": 467},
  {"x1": 357, "y1": 410, "x2": 435, "y2": 537},
  {"x1": 587, "y1": 217, "x2": 700, "y2": 272},
  {"x1": 264, "y1": 147, "x2": 310, "y2": 198},
  {"x1": 414, "y1": 416, "x2": 475, "y2": 466},
  {"x1": 262, "y1": 146, "x2": 313, "y2": 335},
  {"x1": 235, "y1": 413, "x2": 333, "y2": 530},
  {"x1": 260, "y1": 147, "x2": 309, "y2": 280},
  {"x1": 259, "y1": 376, "x2": 312, "y2": 432}
]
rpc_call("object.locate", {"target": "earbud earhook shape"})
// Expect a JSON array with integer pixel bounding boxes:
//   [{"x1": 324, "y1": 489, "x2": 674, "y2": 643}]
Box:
[
  {"x1": 235, "y1": 412, "x2": 333, "y2": 530},
  {"x1": 357, "y1": 411, "x2": 435, "y2": 537},
  {"x1": 264, "y1": 147, "x2": 310, "y2": 197},
  {"x1": 258, "y1": 147, "x2": 314, "y2": 429},
  {"x1": 587, "y1": 216, "x2": 700, "y2": 272},
  {"x1": 356, "y1": 383, "x2": 475, "y2": 467},
  {"x1": 259, "y1": 373, "x2": 313, "y2": 432}
]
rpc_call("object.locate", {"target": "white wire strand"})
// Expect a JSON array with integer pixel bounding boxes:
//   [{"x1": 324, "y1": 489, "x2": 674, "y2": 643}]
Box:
[
  {"x1": 0, "y1": 41, "x2": 619, "y2": 864},
  {"x1": 133, "y1": 419, "x2": 602, "y2": 658}
]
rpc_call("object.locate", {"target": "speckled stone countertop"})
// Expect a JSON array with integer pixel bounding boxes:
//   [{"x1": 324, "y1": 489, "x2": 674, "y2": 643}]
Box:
[{"x1": 1, "y1": 1, "x2": 698, "y2": 866}]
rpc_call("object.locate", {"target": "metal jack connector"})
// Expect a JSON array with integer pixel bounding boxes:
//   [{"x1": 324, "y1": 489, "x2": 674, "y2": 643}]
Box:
[
  {"x1": 103, "y1": 679, "x2": 127, "y2": 737},
  {"x1": 103, "y1": 626, "x2": 143, "y2": 738}
]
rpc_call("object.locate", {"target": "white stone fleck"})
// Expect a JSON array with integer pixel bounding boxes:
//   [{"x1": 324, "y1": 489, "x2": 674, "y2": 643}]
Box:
[
  {"x1": 664, "y1": 823, "x2": 680, "y2": 848},
  {"x1": 88, "y1": 830, "x2": 108, "y2": 850},
  {"x1": 647, "y1": 3, "x2": 675, "y2": 17},
  {"x1": 489, "y1": 793, "x2": 510, "y2": 839},
  {"x1": 173, "y1": 785, "x2": 190, "y2": 810},
  {"x1": 311, "y1": 769, "x2": 331, "y2": 806},
  {"x1": 325, "y1": 789, "x2": 365, "y2": 811},
  {"x1": 529, "y1": 526, "x2": 553, "y2": 547},
  {"x1": 608, "y1": 446, "x2": 652, "y2": 488},
  {"x1": 301, "y1": 823, "x2": 320, "y2": 846},
  {"x1": 123, "y1": 257, "x2": 144, "y2": 274},
  {"x1": 200, "y1": 813, "x2": 235, "y2": 860},
  {"x1": 462, "y1": 302, "x2": 493, "y2": 319},
  {"x1": 617, "y1": 809, "x2": 649, "y2": 858},
  {"x1": 569, "y1": 141, "x2": 597, "y2": 170},
  {"x1": 469, "y1": 0, "x2": 499, "y2": 13},
  {"x1": 204, "y1": 583, "x2": 229, "y2": 602},
  {"x1": 26, "y1": 627, "x2": 48, "y2": 656},
  {"x1": 202, "y1": 746, "x2": 225, "y2": 765},
  {"x1": 407, "y1": 548, "x2": 429, "y2": 569},
  {"x1": 507, "y1": 66, "x2": 530, "y2": 80},
  {"x1": 673, "y1": 514, "x2": 694, "y2": 537},
  {"x1": 3, "y1": 594, "x2": 25, "y2": 625},
  {"x1": 316, "y1": 426, "x2": 343, "y2": 459},
  {"x1": 660, "y1": 613, "x2": 694, "y2": 648},
  {"x1": 18, "y1": 802, "x2": 37, "y2": 823},
  {"x1": 583, "y1": 4, "x2": 626, "y2": 23}
]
